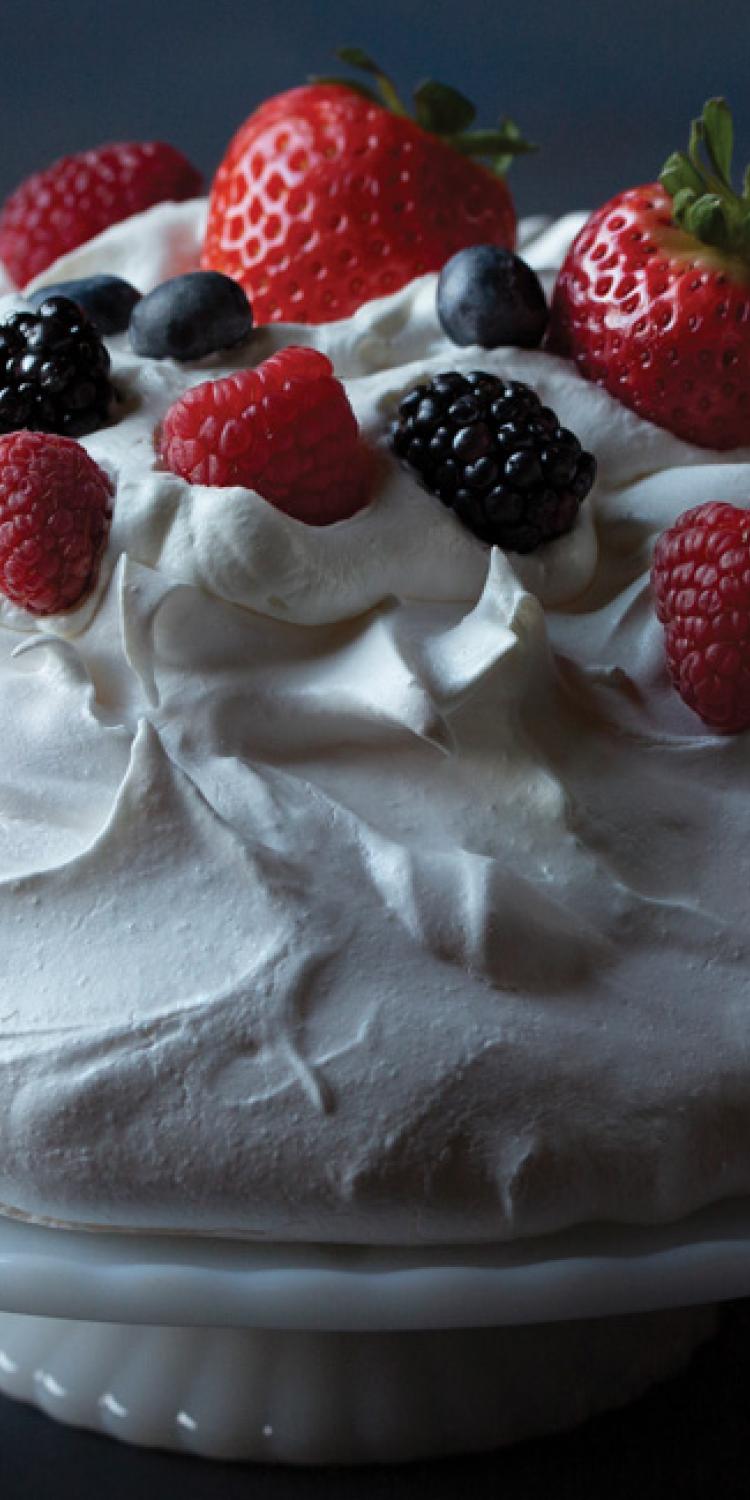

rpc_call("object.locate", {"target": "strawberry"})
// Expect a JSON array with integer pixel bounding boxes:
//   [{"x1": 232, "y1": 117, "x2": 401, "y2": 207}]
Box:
[
  {"x1": 0, "y1": 141, "x2": 203, "y2": 289},
  {"x1": 547, "y1": 99, "x2": 750, "y2": 450},
  {"x1": 201, "y1": 47, "x2": 531, "y2": 325}
]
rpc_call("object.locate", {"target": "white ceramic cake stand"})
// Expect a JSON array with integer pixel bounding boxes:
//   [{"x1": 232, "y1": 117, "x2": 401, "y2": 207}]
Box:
[{"x1": 0, "y1": 1199, "x2": 749, "y2": 1463}]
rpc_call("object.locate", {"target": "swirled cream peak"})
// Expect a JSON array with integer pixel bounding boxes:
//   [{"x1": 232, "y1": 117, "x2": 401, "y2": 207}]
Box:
[{"x1": 0, "y1": 207, "x2": 750, "y2": 1242}]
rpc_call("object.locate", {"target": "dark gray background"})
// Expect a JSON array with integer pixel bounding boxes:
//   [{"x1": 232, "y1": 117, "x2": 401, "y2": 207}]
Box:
[
  {"x1": 2, "y1": 0, "x2": 750, "y2": 217},
  {"x1": 1, "y1": 0, "x2": 750, "y2": 1493}
]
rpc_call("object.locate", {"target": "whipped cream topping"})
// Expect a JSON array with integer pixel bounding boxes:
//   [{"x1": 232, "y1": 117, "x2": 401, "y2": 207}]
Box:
[{"x1": 1, "y1": 204, "x2": 750, "y2": 1242}]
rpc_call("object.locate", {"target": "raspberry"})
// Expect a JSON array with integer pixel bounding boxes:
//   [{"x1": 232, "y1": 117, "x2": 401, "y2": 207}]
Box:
[
  {"x1": 158, "y1": 346, "x2": 372, "y2": 525},
  {"x1": 0, "y1": 141, "x2": 203, "y2": 288},
  {"x1": 652, "y1": 501, "x2": 750, "y2": 732},
  {"x1": 0, "y1": 432, "x2": 113, "y2": 614},
  {"x1": 390, "y1": 371, "x2": 596, "y2": 552}
]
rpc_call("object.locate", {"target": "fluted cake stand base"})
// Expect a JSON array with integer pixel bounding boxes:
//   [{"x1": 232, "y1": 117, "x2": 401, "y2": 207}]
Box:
[
  {"x1": 2, "y1": 1202, "x2": 750, "y2": 1463},
  {"x1": 0, "y1": 1305, "x2": 717, "y2": 1463}
]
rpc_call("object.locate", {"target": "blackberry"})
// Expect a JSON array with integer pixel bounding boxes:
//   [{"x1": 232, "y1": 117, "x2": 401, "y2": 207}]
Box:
[
  {"x1": 0, "y1": 296, "x2": 115, "y2": 439},
  {"x1": 390, "y1": 371, "x2": 596, "y2": 553}
]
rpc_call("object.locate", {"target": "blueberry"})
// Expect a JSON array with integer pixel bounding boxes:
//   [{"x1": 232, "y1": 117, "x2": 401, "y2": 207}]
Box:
[
  {"x1": 27, "y1": 276, "x2": 141, "y2": 336},
  {"x1": 129, "y1": 271, "x2": 254, "y2": 361},
  {"x1": 437, "y1": 246, "x2": 549, "y2": 350}
]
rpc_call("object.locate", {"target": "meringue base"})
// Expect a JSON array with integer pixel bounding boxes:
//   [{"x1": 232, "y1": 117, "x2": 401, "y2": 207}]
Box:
[{"x1": 0, "y1": 1304, "x2": 716, "y2": 1463}]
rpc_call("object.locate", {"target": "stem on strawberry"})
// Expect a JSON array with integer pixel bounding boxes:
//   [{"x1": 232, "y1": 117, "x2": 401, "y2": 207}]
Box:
[
  {"x1": 336, "y1": 46, "x2": 409, "y2": 115},
  {"x1": 660, "y1": 98, "x2": 750, "y2": 261},
  {"x1": 446, "y1": 124, "x2": 534, "y2": 167},
  {"x1": 308, "y1": 46, "x2": 535, "y2": 177}
]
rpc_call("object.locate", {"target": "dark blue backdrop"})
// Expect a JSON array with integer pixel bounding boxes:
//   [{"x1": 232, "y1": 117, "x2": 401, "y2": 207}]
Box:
[{"x1": 2, "y1": 0, "x2": 750, "y2": 217}]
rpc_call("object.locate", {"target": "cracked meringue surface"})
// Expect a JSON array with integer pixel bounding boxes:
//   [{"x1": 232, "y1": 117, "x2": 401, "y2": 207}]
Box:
[{"x1": 0, "y1": 203, "x2": 749, "y2": 1241}]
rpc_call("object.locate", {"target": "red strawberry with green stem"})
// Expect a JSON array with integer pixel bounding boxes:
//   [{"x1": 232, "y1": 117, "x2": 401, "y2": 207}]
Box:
[
  {"x1": 201, "y1": 46, "x2": 533, "y2": 325},
  {"x1": 547, "y1": 99, "x2": 750, "y2": 450}
]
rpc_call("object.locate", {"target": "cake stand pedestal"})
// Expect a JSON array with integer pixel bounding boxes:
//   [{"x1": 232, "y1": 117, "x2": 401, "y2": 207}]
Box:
[{"x1": 0, "y1": 1202, "x2": 748, "y2": 1463}]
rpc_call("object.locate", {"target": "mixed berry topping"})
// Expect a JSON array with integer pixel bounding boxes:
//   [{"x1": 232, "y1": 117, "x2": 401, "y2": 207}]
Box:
[
  {"x1": 0, "y1": 296, "x2": 115, "y2": 438},
  {"x1": 652, "y1": 501, "x2": 750, "y2": 732},
  {"x1": 0, "y1": 141, "x2": 203, "y2": 288},
  {"x1": 437, "y1": 245, "x2": 548, "y2": 349},
  {"x1": 391, "y1": 371, "x2": 595, "y2": 552},
  {"x1": 158, "y1": 345, "x2": 372, "y2": 524},
  {"x1": 0, "y1": 431, "x2": 112, "y2": 614},
  {"x1": 28, "y1": 275, "x2": 141, "y2": 336},
  {"x1": 129, "y1": 271, "x2": 254, "y2": 360}
]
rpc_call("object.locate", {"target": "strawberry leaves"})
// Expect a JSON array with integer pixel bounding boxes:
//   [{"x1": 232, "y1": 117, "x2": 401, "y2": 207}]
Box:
[
  {"x1": 413, "y1": 80, "x2": 476, "y2": 135},
  {"x1": 702, "y1": 98, "x2": 733, "y2": 182},
  {"x1": 660, "y1": 98, "x2": 750, "y2": 261},
  {"x1": 334, "y1": 46, "x2": 409, "y2": 116},
  {"x1": 311, "y1": 46, "x2": 535, "y2": 177}
]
